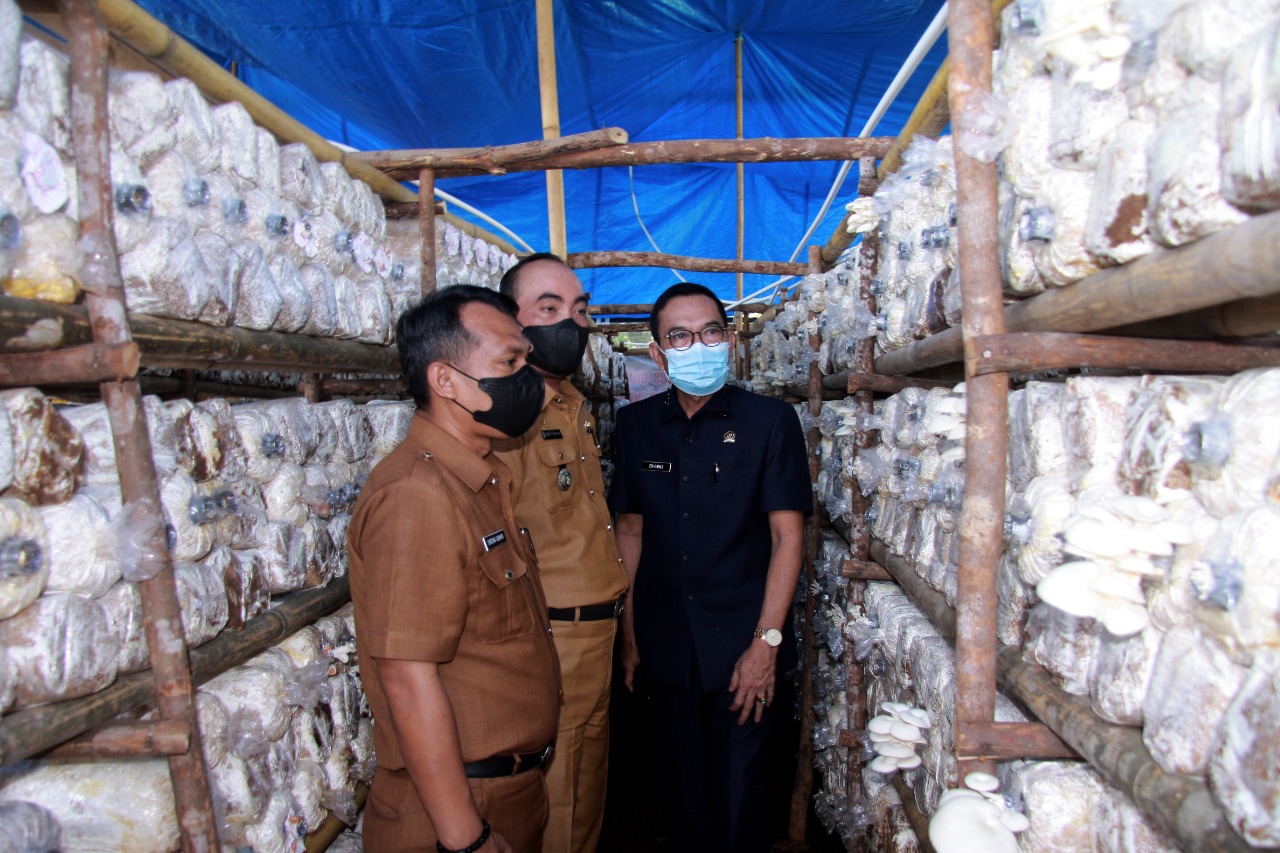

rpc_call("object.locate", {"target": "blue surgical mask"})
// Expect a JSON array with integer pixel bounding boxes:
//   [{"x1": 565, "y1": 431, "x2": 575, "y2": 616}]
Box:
[{"x1": 664, "y1": 342, "x2": 729, "y2": 396}]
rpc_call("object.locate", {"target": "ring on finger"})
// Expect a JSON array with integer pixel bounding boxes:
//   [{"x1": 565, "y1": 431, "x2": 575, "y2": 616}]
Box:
[{"x1": 757, "y1": 696, "x2": 767, "y2": 705}]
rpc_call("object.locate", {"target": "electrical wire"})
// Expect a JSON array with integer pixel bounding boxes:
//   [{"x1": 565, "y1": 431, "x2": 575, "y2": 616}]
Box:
[
  {"x1": 629, "y1": 166, "x2": 685, "y2": 283},
  {"x1": 432, "y1": 187, "x2": 537, "y2": 254}
]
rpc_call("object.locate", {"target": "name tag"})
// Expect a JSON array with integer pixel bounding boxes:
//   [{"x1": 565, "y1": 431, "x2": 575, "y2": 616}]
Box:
[
  {"x1": 643, "y1": 461, "x2": 672, "y2": 473},
  {"x1": 540, "y1": 429, "x2": 564, "y2": 440},
  {"x1": 482, "y1": 530, "x2": 507, "y2": 551}
]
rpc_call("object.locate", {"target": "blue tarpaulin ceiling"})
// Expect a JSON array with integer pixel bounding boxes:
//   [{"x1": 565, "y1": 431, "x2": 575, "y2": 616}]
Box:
[{"x1": 134, "y1": 0, "x2": 948, "y2": 306}]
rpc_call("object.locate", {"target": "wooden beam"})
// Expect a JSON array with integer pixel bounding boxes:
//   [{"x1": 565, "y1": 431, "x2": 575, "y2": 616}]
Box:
[
  {"x1": 843, "y1": 371, "x2": 953, "y2": 395},
  {"x1": 892, "y1": 775, "x2": 939, "y2": 853},
  {"x1": 874, "y1": 209, "x2": 1280, "y2": 376},
  {"x1": 967, "y1": 332, "x2": 1280, "y2": 376},
  {"x1": 1104, "y1": 291, "x2": 1280, "y2": 340},
  {"x1": 956, "y1": 721, "x2": 1078, "y2": 760},
  {"x1": 304, "y1": 782, "x2": 370, "y2": 852},
  {"x1": 840, "y1": 559, "x2": 893, "y2": 581},
  {"x1": 0, "y1": 342, "x2": 138, "y2": 386},
  {"x1": 407, "y1": 136, "x2": 897, "y2": 180},
  {"x1": 352, "y1": 128, "x2": 629, "y2": 173},
  {"x1": 44, "y1": 720, "x2": 190, "y2": 759},
  {"x1": 0, "y1": 296, "x2": 400, "y2": 374},
  {"x1": 385, "y1": 201, "x2": 446, "y2": 219},
  {"x1": 568, "y1": 251, "x2": 808, "y2": 276}
]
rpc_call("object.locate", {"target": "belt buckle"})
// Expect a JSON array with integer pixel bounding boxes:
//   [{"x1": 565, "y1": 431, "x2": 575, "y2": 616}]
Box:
[
  {"x1": 538, "y1": 743, "x2": 555, "y2": 767},
  {"x1": 612, "y1": 598, "x2": 625, "y2": 618}
]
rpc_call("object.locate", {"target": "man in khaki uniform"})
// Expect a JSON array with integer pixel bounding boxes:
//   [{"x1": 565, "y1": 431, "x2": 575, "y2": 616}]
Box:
[
  {"x1": 349, "y1": 285, "x2": 561, "y2": 853},
  {"x1": 494, "y1": 254, "x2": 629, "y2": 853}
]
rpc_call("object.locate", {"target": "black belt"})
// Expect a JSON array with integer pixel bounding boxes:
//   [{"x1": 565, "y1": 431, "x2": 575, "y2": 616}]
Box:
[
  {"x1": 547, "y1": 599, "x2": 624, "y2": 622},
  {"x1": 463, "y1": 744, "x2": 555, "y2": 778}
]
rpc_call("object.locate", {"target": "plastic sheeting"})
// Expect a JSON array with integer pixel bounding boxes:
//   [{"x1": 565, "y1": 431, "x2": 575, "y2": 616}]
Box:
[{"x1": 123, "y1": 1, "x2": 947, "y2": 306}]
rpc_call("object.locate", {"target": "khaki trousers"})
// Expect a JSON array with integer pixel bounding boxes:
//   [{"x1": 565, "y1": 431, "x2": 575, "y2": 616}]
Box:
[
  {"x1": 542, "y1": 615, "x2": 617, "y2": 853},
  {"x1": 363, "y1": 766, "x2": 548, "y2": 853}
]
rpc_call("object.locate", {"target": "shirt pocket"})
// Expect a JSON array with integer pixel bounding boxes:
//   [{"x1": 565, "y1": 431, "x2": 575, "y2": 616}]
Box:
[
  {"x1": 706, "y1": 457, "x2": 755, "y2": 528},
  {"x1": 534, "y1": 441, "x2": 575, "y2": 514},
  {"x1": 476, "y1": 548, "x2": 537, "y2": 643}
]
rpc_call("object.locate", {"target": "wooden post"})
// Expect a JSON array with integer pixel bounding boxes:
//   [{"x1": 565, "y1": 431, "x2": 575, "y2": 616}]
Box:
[
  {"x1": 536, "y1": 0, "x2": 566, "y2": 256},
  {"x1": 788, "y1": 245, "x2": 826, "y2": 843},
  {"x1": 949, "y1": 0, "x2": 1005, "y2": 781},
  {"x1": 419, "y1": 167, "x2": 438, "y2": 294},
  {"x1": 735, "y1": 31, "x2": 745, "y2": 301},
  {"x1": 56, "y1": 2, "x2": 218, "y2": 849}
]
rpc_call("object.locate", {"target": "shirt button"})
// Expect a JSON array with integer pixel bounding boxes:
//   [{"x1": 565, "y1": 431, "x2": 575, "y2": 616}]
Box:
[
  {"x1": 684, "y1": 436, "x2": 693, "y2": 443},
  {"x1": 589, "y1": 489, "x2": 595, "y2": 496},
  {"x1": 682, "y1": 512, "x2": 689, "y2": 519},
  {"x1": 682, "y1": 554, "x2": 690, "y2": 561},
  {"x1": 504, "y1": 570, "x2": 515, "y2": 580},
  {"x1": 581, "y1": 455, "x2": 586, "y2": 461},
  {"x1": 607, "y1": 524, "x2": 613, "y2": 530},
  {"x1": 682, "y1": 475, "x2": 689, "y2": 482},
  {"x1": 687, "y1": 594, "x2": 694, "y2": 600},
  {"x1": 489, "y1": 477, "x2": 497, "y2": 484}
]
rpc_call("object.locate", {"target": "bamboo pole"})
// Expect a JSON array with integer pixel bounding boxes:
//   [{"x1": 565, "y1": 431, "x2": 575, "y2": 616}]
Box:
[
  {"x1": 0, "y1": 579, "x2": 351, "y2": 767},
  {"x1": 1104, "y1": 291, "x2": 1280, "y2": 340},
  {"x1": 414, "y1": 136, "x2": 897, "y2": 179},
  {"x1": 89, "y1": 0, "x2": 514, "y2": 255},
  {"x1": 95, "y1": 0, "x2": 413, "y2": 203},
  {"x1": 873, "y1": 209, "x2": 1280, "y2": 376},
  {"x1": 304, "y1": 783, "x2": 370, "y2": 852},
  {"x1": 57, "y1": 3, "x2": 217, "y2": 848},
  {"x1": 536, "y1": 0, "x2": 567, "y2": 256},
  {"x1": 967, "y1": 332, "x2": 1280, "y2": 376},
  {"x1": 568, "y1": 252, "x2": 807, "y2": 276},
  {"x1": 353, "y1": 128, "x2": 629, "y2": 173},
  {"x1": 419, "y1": 168, "x2": 438, "y2": 295},
  {"x1": 997, "y1": 647, "x2": 1254, "y2": 853},
  {"x1": 949, "y1": 0, "x2": 1007, "y2": 780},
  {"x1": 735, "y1": 31, "x2": 745, "y2": 302}
]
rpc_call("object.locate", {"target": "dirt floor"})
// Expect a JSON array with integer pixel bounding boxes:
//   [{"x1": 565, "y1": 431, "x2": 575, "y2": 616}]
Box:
[{"x1": 597, "y1": 654, "x2": 846, "y2": 853}]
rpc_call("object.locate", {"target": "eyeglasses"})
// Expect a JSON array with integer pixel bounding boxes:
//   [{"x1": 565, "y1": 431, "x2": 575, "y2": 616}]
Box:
[{"x1": 664, "y1": 325, "x2": 728, "y2": 351}]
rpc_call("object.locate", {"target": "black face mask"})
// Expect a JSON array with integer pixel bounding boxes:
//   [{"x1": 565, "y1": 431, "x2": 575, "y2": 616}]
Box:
[
  {"x1": 449, "y1": 363, "x2": 545, "y2": 437},
  {"x1": 523, "y1": 317, "x2": 590, "y2": 378}
]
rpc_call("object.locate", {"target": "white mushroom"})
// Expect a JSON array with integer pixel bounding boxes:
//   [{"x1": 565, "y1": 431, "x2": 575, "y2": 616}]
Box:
[
  {"x1": 964, "y1": 771, "x2": 1000, "y2": 793},
  {"x1": 873, "y1": 741, "x2": 917, "y2": 759},
  {"x1": 929, "y1": 790, "x2": 1020, "y2": 853},
  {"x1": 868, "y1": 755, "x2": 900, "y2": 774},
  {"x1": 889, "y1": 720, "x2": 923, "y2": 742}
]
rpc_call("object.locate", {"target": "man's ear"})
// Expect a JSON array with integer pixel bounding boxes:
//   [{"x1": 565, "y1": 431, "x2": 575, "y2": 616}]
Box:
[
  {"x1": 648, "y1": 340, "x2": 667, "y2": 372},
  {"x1": 427, "y1": 363, "x2": 458, "y2": 401}
]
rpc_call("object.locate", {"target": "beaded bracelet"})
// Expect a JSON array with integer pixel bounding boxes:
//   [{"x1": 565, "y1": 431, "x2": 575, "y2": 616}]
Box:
[{"x1": 436, "y1": 820, "x2": 491, "y2": 853}]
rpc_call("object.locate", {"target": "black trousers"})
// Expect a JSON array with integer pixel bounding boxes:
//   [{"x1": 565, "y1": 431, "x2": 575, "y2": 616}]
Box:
[{"x1": 650, "y1": 658, "x2": 777, "y2": 853}]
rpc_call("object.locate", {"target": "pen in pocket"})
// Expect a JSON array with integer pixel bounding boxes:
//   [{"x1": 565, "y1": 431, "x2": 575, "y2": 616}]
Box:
[{"x1": 713, "y1": 462, "x2": 719, "y2": 482}]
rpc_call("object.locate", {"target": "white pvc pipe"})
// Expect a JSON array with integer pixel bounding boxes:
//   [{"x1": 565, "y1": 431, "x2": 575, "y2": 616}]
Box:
[
  {"x1": 432, "y1": 187, "x2": 538, "y2": 254},
  {"x1": 783, "y1": 2, "x2": 950, "y2": 264}
]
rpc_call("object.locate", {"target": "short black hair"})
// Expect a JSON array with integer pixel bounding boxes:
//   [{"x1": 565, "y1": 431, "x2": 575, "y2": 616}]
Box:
[
  {"x1": 649, "y1": 282, "x2": 729, "y2": 340},
  {"x1": 396, "y1": 285, "x2": 519, "y2": 408},
  {"x1": 499, "y1": 252, "x2": 569, "y2": 301}
]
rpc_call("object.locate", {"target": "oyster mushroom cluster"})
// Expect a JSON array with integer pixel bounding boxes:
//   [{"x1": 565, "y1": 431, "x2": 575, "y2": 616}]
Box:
[
  {"x1": 1035, "y1": 486, "x2": 1196, "y2": 636},
  {"x1": 866, "y1": 701, "x2": 931, "y2": 774},
  {"x1": 929, "y1": 772, "x2": 1029, "y2": 853}
]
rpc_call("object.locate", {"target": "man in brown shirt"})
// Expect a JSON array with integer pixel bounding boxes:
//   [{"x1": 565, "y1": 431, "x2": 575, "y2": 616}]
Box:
[
  {"x1": 348, "y1": 285, "x2": 562, "y2": 853},
  {"x1": 494, "y1": 255, "x2": 628, "y2": 853}
]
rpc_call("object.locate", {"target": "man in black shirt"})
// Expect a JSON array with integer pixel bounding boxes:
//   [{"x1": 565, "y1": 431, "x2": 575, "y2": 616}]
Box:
[{"x1": 608, "y1": 282, "x2": 812, "y2": 852}]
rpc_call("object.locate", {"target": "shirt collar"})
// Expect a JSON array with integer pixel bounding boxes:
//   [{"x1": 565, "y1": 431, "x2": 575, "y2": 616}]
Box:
[
  {"x1": 406, "y1": 410, "x2": 504, "y2": 493},
  {"x1": 658, "y1": 385, "x2": 733, "y2": 423}
]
